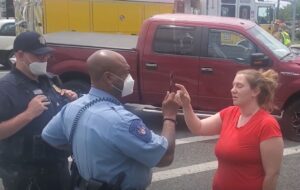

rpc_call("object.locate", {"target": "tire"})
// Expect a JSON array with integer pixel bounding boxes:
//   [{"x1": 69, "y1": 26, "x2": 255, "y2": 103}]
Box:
[
  {"x1": 281, "y1": 100, "x2": 300, "y2": 142},
  {"x1": 62, "y1": 80, "x2": 90, "y2": 97}
]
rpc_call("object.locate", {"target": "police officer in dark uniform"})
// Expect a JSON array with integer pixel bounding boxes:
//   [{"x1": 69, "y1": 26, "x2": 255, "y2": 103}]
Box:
[{"x1": 0, "y1": 31, "x2": 78, "y2": 190}]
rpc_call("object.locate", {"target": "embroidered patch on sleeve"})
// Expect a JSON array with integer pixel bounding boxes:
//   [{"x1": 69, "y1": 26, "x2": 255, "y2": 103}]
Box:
[{"x1": 129, "y1": 120, "x2": 152, "y2": 143}]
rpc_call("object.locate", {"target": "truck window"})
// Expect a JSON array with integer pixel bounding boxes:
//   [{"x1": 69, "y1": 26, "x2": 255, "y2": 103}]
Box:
[
  {"x1": 239, "y1": 6, "x2": 250, "y2": 19},
  {"x1": 221, "y1": 0, "x2": 236, "y2": 17},
  {"x1": 153, "y1": 26, "x2": 196, "y2": 56},
  {"x1": 221, "y1": 0, "x2": 236, "y2": 3},
  {"x1": 0, "y1": 23, "x2": 16, "y2": 36},
  {"x1": 257, "y1": 6, "x2": 273, "y2": 24},
  {"x1": 207, "y1": 29, "x2": 257, "y2": 63},
  {"x1": 248, "y1": 25, "x2": 289, "y2": 59}
]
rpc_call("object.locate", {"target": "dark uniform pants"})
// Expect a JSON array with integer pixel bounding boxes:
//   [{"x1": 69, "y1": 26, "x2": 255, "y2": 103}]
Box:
[{"x1": 1, "y1": 162, "x2": 70, "y2": 190}]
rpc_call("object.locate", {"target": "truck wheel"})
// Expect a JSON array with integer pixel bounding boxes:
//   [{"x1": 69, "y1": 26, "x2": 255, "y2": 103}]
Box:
[
  {"x1": 281, "y1": 100, "x2": 300, "y2": 142},
  {"x1": 62, "y1": 80, "x2": 90, "y2": 97}
]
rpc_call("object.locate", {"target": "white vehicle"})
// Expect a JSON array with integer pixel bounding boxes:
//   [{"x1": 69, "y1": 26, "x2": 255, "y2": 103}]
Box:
[{"x1": 0, "y1": 18, "x2": 15, "y2": 69}]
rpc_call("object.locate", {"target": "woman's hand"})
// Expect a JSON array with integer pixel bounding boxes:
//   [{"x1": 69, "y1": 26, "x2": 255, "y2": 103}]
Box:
[{"x1": 175, "y1": 83, "x2": 191, "y2": 108}]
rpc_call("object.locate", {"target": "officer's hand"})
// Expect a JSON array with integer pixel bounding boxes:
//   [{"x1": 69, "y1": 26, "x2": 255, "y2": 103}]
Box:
[
  {"x1": 25, "y1": 95, "x2": 50, "y2": 119},
  {"x1": 162, "y1": 91, "x2": 180, "y2": 119},
  {"x1": 61, "y1": 89, "x2": 78, "y2": 101},
  {"x1": 175, "y1": 83, "x2": 191, "y2": 108}
]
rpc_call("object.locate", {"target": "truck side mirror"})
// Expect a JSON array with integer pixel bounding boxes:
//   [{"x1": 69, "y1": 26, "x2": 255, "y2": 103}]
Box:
[{"x1": 250, "y1": 53, "x2": 270, "y2": 67}]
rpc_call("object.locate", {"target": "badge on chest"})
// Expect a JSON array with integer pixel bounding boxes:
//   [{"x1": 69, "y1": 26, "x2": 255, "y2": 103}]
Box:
[{"x1": 33, "y1": 89, "x2": 44, "y2": 95}]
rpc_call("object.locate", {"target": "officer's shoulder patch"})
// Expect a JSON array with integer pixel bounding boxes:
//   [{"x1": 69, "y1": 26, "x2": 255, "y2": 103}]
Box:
[{"x1": 129, "y1": 120, "x2": 152, "y2": 143}]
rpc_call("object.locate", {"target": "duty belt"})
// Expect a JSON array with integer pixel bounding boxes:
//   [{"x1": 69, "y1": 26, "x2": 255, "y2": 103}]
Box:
[
  {"x1": 77, "y1": 177, "x2": 122, "y2": 190},
  {"x1": 78, "y1": 177, "x2": 106, "y2": 190}
]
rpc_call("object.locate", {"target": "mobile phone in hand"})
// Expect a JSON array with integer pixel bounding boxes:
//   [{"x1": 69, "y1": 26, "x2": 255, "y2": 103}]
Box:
[{"x1": 169, "y1": 72, "x2": 176, "y2": 92}]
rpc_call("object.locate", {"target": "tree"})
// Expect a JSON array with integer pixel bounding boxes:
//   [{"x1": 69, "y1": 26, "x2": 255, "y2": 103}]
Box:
[{"x1": 278, "y1": 0, "x2": 300, "y2": 21}]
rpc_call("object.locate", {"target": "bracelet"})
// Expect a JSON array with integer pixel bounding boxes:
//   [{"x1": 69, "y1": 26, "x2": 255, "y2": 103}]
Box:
[{"x1": 163, "y1": 118, "x2": 177, "y2": 125}]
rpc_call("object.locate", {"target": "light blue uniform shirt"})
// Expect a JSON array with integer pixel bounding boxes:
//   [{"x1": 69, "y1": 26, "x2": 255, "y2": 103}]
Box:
[{"x1": 42, "y1": 88, "x2": 168, "y2": 190}]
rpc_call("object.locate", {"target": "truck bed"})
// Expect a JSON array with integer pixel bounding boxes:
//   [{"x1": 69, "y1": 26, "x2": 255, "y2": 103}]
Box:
[{"x1": 44, "y1": 32, "x2": 138, "y2": 50}]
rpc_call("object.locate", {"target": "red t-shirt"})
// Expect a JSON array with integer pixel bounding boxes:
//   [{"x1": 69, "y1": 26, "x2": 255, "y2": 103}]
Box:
[{"x1": 213, "y1": 106, "x2": 282, "y2": 190}]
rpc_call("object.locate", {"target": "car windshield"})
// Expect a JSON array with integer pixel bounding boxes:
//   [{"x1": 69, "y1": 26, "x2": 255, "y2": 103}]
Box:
[
  {"x1": 0, "y1": 22, "x2": 16, "y2": 36},
  {"x1": 248, "y1": 25, "x2": 290, "y2": 59}
]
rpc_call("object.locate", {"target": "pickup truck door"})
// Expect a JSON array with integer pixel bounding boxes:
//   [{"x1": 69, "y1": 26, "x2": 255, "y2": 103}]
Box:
[
  {"x1": 140, "y1": 24, "x2": 201, "y2": 108},
  {"x1": 197, "y1": 27, "x2": 259, "y2": 111}
]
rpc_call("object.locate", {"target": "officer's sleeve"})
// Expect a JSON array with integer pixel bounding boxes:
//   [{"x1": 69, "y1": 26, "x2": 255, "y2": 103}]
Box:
[
  {"x1": 112, "y1": 119, "x2": 168, "y2": 168},
  {"x1": 42, "y1": 106, "x2": 68, "y2": 148}
]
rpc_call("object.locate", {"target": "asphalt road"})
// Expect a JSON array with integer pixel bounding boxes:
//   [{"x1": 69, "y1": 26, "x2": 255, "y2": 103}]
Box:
[{"x1": 0, "y1": 70, "x2": 8, "y2": 78}]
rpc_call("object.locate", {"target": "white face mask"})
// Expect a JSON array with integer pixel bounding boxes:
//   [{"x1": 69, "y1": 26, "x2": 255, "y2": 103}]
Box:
[
  {"x1": 29, "y1": 61, "x2": 48, "y2": 76},
  {"x1": 112, "y1": 74, "x2": 135, "y2": 97},
  {"x1": 121, "y1": 74, "x2": 134, "y2": 97}
]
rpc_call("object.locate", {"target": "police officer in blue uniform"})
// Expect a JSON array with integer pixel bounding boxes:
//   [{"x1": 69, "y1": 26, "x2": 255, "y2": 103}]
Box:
[
  {"x1": 42, "y1": 49, "x2": 180, "y2": 190},
  {"x1": 0, "y1": 31, "x2": 78, "y2": 190}
]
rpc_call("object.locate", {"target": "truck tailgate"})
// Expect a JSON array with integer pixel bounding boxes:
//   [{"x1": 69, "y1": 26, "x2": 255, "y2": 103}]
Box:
[{"x1": 44, "y1": 32, "x2": 138, "y2": 50}]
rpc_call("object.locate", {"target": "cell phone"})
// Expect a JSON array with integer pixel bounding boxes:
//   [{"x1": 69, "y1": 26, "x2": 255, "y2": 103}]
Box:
[{"x1": 169, "y1": 72, "x2": 176, "y2": 92}]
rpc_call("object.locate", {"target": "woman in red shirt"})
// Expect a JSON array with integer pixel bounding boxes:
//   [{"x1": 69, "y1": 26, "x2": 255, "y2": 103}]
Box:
[{"x1": 176, "y1": 69, "x2": 283, "y2": 190}]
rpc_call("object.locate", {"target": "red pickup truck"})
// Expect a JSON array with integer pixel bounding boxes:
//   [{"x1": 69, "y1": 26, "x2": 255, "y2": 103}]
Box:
[{"x1": 45, "y1": 14, "x2": 300, "y2": 141}]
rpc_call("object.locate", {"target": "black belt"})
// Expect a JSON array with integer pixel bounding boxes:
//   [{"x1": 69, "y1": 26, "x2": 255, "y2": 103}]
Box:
[
  {"x1": 77, "y1": 172, "x2": 127, "y2": 190},
  {"x1": 78, "y1": 177, "x2": 109, "y2": 190}
]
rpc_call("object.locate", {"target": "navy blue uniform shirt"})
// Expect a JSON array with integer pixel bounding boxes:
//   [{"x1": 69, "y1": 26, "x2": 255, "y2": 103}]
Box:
[{"x1": 0, "y1": 68, "x2": 69, "y2": 163}]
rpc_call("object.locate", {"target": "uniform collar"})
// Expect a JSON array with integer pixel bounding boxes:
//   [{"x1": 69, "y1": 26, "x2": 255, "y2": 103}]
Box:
[
  {"x1": 89, "y1": 87, "x2": 121, "y2": 105},
  {"x1": 11, "y1": 67, "x2": 30, "y2": 81},
  {"x1": 11, "y1": 67, "x2": 47, "y2": 83}
]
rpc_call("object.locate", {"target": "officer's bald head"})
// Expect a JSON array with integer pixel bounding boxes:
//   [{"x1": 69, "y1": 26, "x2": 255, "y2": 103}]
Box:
[{"x1": 87, "y1": 49, "x2": 129, "y2": 83}]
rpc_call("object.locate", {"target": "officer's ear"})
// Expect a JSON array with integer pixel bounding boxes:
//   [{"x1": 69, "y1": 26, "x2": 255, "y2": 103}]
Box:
[
  {"x1": 15, "y1": 50, "x2": 24, "y2": 59},
  {"x1": 99, "y1": 72, "x2": 113, "y2": 87},
  {"x1": 14, "y1": 51, "x2": 27, "y2": 63},
  {"x1": 102, "y1": 71, "x2": 115, "y2": 85}
]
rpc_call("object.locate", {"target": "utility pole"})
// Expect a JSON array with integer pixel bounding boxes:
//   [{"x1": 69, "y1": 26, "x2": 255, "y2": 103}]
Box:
[
  {"x1": 291, "y1": 0, "x2": 296, "y2": 42},
  {"x1": 277, "y1": 0, "x2": 280, "y2": 19}
]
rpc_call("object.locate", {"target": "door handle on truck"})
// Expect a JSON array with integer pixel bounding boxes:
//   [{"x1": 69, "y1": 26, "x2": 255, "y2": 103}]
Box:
[
  {"x1": 145, "y1": 62, "x2": 158, "y2": 70},
  {"x1": 201, "y1": 67, "x2": 213, "y2": 74}
]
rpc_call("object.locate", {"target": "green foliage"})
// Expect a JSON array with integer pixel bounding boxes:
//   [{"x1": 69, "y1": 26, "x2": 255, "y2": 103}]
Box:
[{"x1": 278, "y1": 1, "x2": 300, "y2": 21}]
